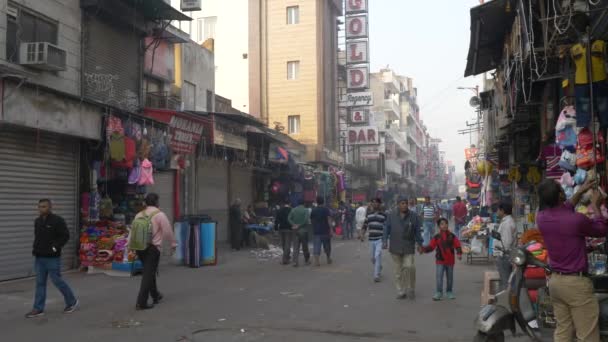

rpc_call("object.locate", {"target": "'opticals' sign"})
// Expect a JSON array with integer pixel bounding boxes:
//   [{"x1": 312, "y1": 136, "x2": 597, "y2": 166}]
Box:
[
  {"x1": 347, "y1": 126, "x2": 378, "y2": 145},
  {"x1": 347, "y1": 65, "x2": 370, "y2": 89},
  {"x1": 340, "y1": 91, "x2": 373, "y2": 107},
  {"x1": 349, "y1": 108, "x2": 369, "y2": 124},
  {"x1": 181, "y1": 0, "x2": 202, "y2": 11},
  {"x1": 346, "y1": 15, "x2": 369, "y2": 40},
  {"x1": 346, "y1": 0, "x2": 368, "y2": 14},
  {"x1": 346, "y1": 40, "x2": 369, "y2": 64}
]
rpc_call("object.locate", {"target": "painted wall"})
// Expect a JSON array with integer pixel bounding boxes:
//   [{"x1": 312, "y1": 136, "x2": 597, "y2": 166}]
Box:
[
  {"x1": 0, "y1": 0, "x2": 82, "y2": 96},
  {"x1": 144, "y1": 37, "x2": 175, "y2": 82},
  {"x1": 177, "y1": 40, "x2": 215, "y2": 112}
]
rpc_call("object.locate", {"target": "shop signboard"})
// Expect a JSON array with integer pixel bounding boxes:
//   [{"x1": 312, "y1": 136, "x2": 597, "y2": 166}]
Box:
[
  {"x1": 323, "y1": 147, "x2": 345, "y2": 164},
  {"x1": 346, "y1": 14, "x2": 368, "y2": 40},
  {"x1": 347, "y1": 65, "x2": 370, "y2": 89},
  {"x1": 360, "y1": 145, "x2": 380, "y2": 159},
  {"x1": 214, "y1": 116, "x2": 248, "y2": 150},
  {"x1": 346, "y1": 40, "x2": 369, "y2": 65},
  {"x1": 144, "y1": 109, "x2": 209, "y2": 154},
  {"x1": 352, "y1": 192, "x2": 367, "y2": 203},
  {"x1": 346, "y1": 0, "x2": 368, "y2": 14},
  {"x1": 339, "y1": 91, "x2": 373, "y2": 107},
  {"x1": 348, "y1": 108, "x2": 369, "y2": 125},
  {"x1": 181, "y1": 0, "x2": 202, "y2": 11},
  {"x1": 347, "y1": 126, "x2": 378, "y2": 145}
]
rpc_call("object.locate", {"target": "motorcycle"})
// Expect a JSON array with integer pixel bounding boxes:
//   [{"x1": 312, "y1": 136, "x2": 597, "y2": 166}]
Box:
[{"x1": 474, "y1": 231, "x2": 608, "y2": 342}]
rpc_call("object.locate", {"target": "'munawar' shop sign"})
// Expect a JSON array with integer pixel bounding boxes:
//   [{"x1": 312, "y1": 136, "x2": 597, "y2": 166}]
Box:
[{"x1": 144, "y1": 109, "x2": 208, "y2": 154}]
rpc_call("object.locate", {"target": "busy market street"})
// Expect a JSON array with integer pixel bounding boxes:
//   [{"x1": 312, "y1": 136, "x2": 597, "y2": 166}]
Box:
[{"x1": 1, "y1": 237, "x2": 509, "y2": 342}]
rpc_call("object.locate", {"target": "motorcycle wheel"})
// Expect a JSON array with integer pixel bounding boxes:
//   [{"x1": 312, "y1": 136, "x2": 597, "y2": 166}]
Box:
[{"x1": 473, "y1": 332, "x2": 505, "y2": 342}]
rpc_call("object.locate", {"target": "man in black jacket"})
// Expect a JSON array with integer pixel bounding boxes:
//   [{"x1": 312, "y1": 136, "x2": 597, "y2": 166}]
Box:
[
  {"x1": 26, "y1": 199, "x2": 78, "y2": 318},
  {"x1": 275, "y1": 200, "x2": 293, "y2": 265}
]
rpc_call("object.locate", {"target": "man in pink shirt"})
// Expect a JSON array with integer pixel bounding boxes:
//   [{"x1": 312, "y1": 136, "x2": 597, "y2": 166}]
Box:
[{"x1": 135, "y1": 193, "x2": 177, "y2": 310}]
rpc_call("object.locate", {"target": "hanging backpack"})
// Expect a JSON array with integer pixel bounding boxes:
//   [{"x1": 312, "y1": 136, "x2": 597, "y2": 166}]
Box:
[
  {"x1": 576, "y1": 128, "x2": 605, "y2": 169},
  {"x1": 129, "y1": 210, "x2": 160, "y2": 251}
]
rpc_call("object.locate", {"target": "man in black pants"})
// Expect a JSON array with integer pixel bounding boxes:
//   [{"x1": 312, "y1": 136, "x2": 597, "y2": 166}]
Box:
[{"x1": 134, "y1": 193, "x2": 176, "y2": 310}]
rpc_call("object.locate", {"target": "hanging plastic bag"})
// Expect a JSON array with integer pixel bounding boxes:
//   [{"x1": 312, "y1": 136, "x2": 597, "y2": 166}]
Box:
[{"x1": 471, "y1": 236, "x2": 483, "y2": 254}]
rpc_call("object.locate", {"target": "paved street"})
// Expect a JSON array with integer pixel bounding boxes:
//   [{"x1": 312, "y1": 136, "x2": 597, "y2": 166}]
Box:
[{"x1": 1, "y1": 239, "x2": 504, "y2": 342}]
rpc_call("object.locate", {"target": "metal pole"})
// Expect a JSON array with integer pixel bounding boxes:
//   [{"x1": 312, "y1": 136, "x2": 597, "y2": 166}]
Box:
[{"x1": 585, "y1": 26, "x2": 599, "y2": 185}]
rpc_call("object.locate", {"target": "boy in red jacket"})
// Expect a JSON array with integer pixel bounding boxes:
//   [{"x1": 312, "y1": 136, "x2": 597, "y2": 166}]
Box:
[{"x1": 421, "y1": 218, "x2": 462, "y2": 301}]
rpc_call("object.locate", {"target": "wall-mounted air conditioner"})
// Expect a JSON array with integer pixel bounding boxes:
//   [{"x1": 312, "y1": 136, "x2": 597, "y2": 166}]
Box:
[{"x1": 19, "y1": 42, "x2": 67, "y2": 71}]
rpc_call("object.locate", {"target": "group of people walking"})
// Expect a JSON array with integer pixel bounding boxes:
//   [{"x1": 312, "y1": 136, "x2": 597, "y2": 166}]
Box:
[{"x1": 26, "y1": 193, "x2": 176, "y2": 318}]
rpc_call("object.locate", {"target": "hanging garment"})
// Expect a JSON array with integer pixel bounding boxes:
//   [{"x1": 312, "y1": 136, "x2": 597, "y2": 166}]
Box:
[
  {"x1": 576, "y1": 128, "x2": 605, "y2": 169},
  {"x1": 540, "y1": 144, "x2": 563, "y2": 180},
  {"x1": 128, "y1": 159, "x2": 142, "y2": 185},
  {"x1": 556, "y1": 126, "x2": 578, "y2": 150},
  {"x1": 112, "y1": 136, "x2": 136, "y2": 169},
  {"x1": 571, "y1": 40, "x2": 607, "y2": 85},
  {"x1": 151, "y1": 137, "x2": 170, "y2": 170},
  {"x1": 138, "y1": 159, "x2": 155, "y2": 185},
  {"x1": 575, "y1": 82, "x2": 608, "y2": 128},
  {"x1": 109, "y1": 133, "x2": 126, "y2": 162},
  {"x1": 106, "y1": 115, "x2": 124, "y2": 138}
]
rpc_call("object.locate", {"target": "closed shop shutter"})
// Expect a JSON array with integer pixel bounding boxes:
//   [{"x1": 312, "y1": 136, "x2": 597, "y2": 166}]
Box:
[
  {"x1": 229, "y1": 167, "x2": 253, "y2": 208},
  {"x1": 147, "y1": 171, "x2": 175, "y2": 224},
  {"x1": 197, "y1": 161, "x2": 229, "y2": 241},
  {"x1": 0, "y1": 128, "x2": 78, "y2": 281},
  {"x1": 83, "y1": 15, "x2": 140, "y2": 113}
]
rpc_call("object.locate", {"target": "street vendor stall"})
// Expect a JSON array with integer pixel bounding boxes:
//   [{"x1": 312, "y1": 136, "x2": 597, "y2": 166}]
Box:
[{"x1": 460, "y1": 216, "x2": 494, "y2": 264}]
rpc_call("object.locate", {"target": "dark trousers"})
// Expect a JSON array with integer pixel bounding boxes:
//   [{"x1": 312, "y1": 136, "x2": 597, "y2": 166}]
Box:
[
  {"x1": 136, "y1": 245, "x2": 161, "y2": 306},
  {"x1": 280, "y1": 230, "x2": 294, "y2": 263},
  {"x1": 293, "y1": 232, "x2": 310, "y2": 264},
  {"x1": 313, "y1": 235, "x2": 331, "y2": 256},
  {"x1": 230, "y1": 223, "x2": 242, "y2": 250}
]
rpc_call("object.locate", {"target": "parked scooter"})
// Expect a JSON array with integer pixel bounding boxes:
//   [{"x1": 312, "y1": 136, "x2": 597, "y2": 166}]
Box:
[{"x1": 474, "y1": 231, "x2": 608, "y2": 342}]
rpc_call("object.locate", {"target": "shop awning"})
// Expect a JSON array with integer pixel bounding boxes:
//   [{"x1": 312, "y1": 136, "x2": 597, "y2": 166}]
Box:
[
  {"x1": 122, "y1": 0, "x2": 192, "y2": 21},
  {"x1": 464, "y1": 0, "x2": 517, "y2": 77}
]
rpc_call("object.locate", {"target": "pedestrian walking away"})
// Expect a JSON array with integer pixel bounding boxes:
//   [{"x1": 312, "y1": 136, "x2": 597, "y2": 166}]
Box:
[
  {"x1": 383, "y1": 197, "x2": 423, "y2": 300},
  {"x1": 421, "y1": 196, "x2": 438, "y2": 246},
  {"x1": 536, "y1": 178, "x2": 608, "y2": 342},
  {"x1": 452, "y1": 196, "x2": 467, "y2": 238},
  {"x1": 26, "y1": 199, "x2": 79, "y2": 318},
  {"x1": 362, "y1": 198, "x2": 387, "y2": 282},
  {"x1": 288, "y1": 200, "x2": 312, "y2": 267},
  {"x1": 229, "y1": 199, "x2": 244, "y2": 251},
  {"x1": 275, "y1": 200, "x2": 293, "y2": 265},
  {"x1": 493, "y1": 202, "x2": 516, "y2": 291},
  {"x1": 355, "y1": 202, "x2": 367, "y2": 241},
  {"x1": 421, "y1": 218, "x2": 462, "y2": 301},
  {"x1": 130, "y1": 193, "x2": 177, "y2": 311},
  {"x1": 310, "y1": 196, "x2": 333, "y2": 266}
]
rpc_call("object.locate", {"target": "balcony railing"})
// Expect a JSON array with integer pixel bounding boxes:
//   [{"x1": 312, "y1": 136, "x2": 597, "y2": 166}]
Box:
[
  {"x1": 145, "y1": 91, "x2": 181, "y2": 111},
  {"x1": 383, "y1": 97, "x2": 401, "y2": 121}
]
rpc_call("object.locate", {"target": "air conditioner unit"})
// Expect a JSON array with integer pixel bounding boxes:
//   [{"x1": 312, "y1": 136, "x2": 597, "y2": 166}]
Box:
[{"x1": 19, "y1": 42, "x2": 67, "y2": 71}]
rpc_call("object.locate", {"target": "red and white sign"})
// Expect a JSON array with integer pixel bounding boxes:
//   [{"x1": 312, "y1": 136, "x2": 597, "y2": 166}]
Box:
[
  {"x1": 145, "y1": 109, "x2": 210, "y2": 154},
  {"x1": 346, "y1": 0, "x2": 368, "y2": 14},
  {"x1": 347, "y1": 126, "x2": 378, "y2": 145},
  {"x1": 360, "y1": 145, "x2": 380, "y2": 159},
  {"x1": 346, "y1": 15, "x2": 368, "y2": 39},
  {"x1": 347, "y1": 65, "x2": 369, "y2": 89},
  {"x1": 346, "y1": 40, "x2": 369, "y2": 64},
  {"x1": 349, "y1": 108, "x2": 368, "y2": 124}
]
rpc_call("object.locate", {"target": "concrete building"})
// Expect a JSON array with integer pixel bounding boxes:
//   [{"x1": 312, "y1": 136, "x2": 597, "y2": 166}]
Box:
[{"x1": 172, "y1": 0, "x2": 343, "y2": 165}]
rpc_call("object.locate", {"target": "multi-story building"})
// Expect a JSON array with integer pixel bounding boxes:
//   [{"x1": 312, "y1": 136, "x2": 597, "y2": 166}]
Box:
[
  {"x1": 370, "y1": 69, "x2": 409, "y2": 198},
  {"x1": 172, "y1": 0, "x2": 343, "y2": 165}
]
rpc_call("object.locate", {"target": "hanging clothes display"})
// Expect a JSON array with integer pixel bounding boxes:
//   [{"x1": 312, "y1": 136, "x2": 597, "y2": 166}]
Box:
[{"x1": 571, "y1": 40, "x2": 608, "y2": 127}]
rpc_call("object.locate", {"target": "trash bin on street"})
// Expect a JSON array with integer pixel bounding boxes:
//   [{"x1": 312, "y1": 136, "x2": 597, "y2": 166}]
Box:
[{"x1": 200, "y1": 218, "x2": 217, "y2": 266}]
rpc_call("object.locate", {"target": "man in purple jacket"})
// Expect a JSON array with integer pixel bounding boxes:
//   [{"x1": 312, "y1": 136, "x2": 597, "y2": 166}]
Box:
[{"x1": 537, "y1": 179, "x2": 608, "y2": 342}]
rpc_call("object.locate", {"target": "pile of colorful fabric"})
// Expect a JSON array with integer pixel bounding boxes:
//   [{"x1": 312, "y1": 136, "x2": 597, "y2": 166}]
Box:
[{"x1": 79, "y1": 221, "x2": 130, "y2": 268}]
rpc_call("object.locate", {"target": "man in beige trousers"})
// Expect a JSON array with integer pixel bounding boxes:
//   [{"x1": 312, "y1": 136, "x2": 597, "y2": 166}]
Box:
[{"x1": 383, "y1": 197, "x2": 423, "y2": 300}]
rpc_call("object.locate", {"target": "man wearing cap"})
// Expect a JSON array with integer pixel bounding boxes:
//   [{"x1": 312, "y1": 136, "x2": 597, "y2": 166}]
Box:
[{"x1": 383, "y1": 197, "x2": 423, "y2": 299}]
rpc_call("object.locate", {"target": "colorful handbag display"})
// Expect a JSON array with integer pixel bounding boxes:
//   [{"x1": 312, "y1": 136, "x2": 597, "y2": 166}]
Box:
[{"x1": 576, "y1": 128, "x2": 605, "y2": 169}]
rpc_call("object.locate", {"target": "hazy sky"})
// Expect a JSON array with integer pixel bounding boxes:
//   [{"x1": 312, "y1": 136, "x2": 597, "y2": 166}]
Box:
[{"x1": 369, "y1": 0, "x2": 483, "y2": 169}]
